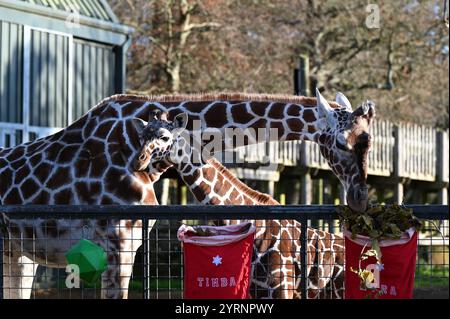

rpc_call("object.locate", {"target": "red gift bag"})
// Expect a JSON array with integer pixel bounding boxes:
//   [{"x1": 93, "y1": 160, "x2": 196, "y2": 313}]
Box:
[
  {"x1": 178, "y1": 222, "x2": 256, "y2": 299},
  {"x1": 344, "y1": 228, "x2": 418, "y2": 299}
]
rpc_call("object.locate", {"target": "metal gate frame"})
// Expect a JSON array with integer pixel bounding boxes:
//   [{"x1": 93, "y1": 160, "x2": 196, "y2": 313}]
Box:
[{"x1": 0, "y1": 204, "x2": 448, "y2": 299}]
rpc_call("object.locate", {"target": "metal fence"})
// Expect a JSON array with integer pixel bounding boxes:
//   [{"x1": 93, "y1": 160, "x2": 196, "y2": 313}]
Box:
[{"x1": 0, "y1": 205, "x2": 448, "y2": 299}]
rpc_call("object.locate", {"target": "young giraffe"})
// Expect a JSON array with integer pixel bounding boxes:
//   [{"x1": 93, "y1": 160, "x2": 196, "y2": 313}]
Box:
[
  {"x1": 133, "y1": 111, "x2": 345, "y2": 299},
  {"x1": 1, "y1": 90, "x2": 373, "y2": 298}
]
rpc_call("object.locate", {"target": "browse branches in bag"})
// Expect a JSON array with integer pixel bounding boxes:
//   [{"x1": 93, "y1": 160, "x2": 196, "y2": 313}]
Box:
[
  {"x1": 337, "y1": 204, "x2": 423, "y2": 241},
  {"x1": 338, "y1": 204, "x2": 422, "y2": 295}
]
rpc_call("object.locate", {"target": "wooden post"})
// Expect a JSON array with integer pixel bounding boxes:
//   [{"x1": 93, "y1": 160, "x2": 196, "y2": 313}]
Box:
[
  {"x1": 322, "y1": 180, "x2": 334, "y2": 232},
  {"x1": 294, "y1": 54, "x2": 310, "y2": 96},
  {"x1": 394, "y1": 183, "x2": 404, "y2": 204},
  {"x1": 437, "y1": 130, "x2": 449, "y2": 204},
  {"x1": 438, "y1": 188, "x2": 448, "y2": 205},
  {"x1": 301, "y1": 172, "x2": 312, "y2": 227},
  {"x1": 300, "y1": 173, "x2": 312, "y2": 204},
  {"x1": 160, "y1": 178, "x2": 170, "y2": 205},
  {"x1": 331, "y1": 181, "x2": 339, "y2": 205},
  {"x1": 317, "y1": 179, "x2": 324, "y2": 230},
  {"x1": 279, "y1": 193, "x2": 286, "y2": 205},
  {"x1": 339, "y1": 184, "x2": 347, "y2": 205},
  {"x1": 393, "y1": 125, "x2": 405, "y2": 203},
  {"x1": 181, "y1": 186, "x2": 188, "y2": 205},
  {"x1": 318, "y1": 178, "x2": 324, "y2": 204},
  {"x1": 177, "y1": 180, "x2": 188, "y2": 205},
  {"x1": 286, "y1": 178, "x2": 301, "y2": 204},
  {"x1": 267, "y1": 181, "x2": 275, "y2": 197}
]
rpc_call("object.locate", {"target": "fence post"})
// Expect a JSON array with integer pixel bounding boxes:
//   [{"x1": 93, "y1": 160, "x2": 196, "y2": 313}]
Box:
[
  {"x1": 293, "y1": 55, "x2": 312, "y2": 208},
  {"x1": 294, "y1": 55, "x2": 310, "y2": 96},
  {"x1": 160, "y1": 179, "x2": 170, "y2": 205},
  {"x1": 285, "y1": 178, "x2": 301, "y2": 204},
  {"x1": 300, "y1": 219, "x2": 308, "y2": 299},
  {"x1": 300, "y1": 173, "x2": 312, "y2": 205},
  {"x1": 436, "y1": 130, "x2": 449, "y2": 205},
  {"x1": 299, "y1": 141, "x2": 313, "y2": 206},
  {"x1": 393, "y1": 125, "x2": 405, "y2": 203},
  {"x1": 338, "y1": 184, "x2": 347, "y2": 205},
  {"x1": 0, "y1": 233, "x2": 3, "y2": 300},
  {"x1": 178, "y1": 183, "x2": 188, "y2": 205},
  {"x1": 142, "y1": 218, "x2": 150, "y2": 299},
  {"x1": 267, "y1": 181, "x2": 275, "y2": 197}
]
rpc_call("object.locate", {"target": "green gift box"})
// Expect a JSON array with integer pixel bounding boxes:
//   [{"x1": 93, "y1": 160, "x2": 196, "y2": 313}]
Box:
[{"x1": 65, "y1": 239, "x2": 108, "y2": 285}]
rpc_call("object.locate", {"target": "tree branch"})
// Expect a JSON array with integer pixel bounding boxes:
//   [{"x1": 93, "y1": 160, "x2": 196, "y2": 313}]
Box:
[{"x1": 184, "y1": 22, "x2": 221, "y2": 33}]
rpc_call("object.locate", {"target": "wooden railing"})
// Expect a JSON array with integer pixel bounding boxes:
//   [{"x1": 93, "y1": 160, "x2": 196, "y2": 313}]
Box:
[{"x1": 235, "y1": 120, "x2": 449, "y2": 182}]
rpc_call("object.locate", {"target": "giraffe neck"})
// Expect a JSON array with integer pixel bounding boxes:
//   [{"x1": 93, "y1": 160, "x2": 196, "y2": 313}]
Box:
[
  {"x1": 112, "y1": 94, "x2": 334, "y2": 145},
  {"x1": 1, "y1": 94, "x2": 334, "y2": 204},
  {"x1": 175, "y1": 152, "x2": 278, "y2": 205}
]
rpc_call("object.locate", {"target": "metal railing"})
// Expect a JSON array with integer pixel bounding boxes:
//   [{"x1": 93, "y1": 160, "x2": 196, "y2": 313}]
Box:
[
  {"x1": 0, "y1": 205, "x2": 448, "y2": 299},
  {"x1": 0, "y1": 122, "x2": 62, "y2": 147}
]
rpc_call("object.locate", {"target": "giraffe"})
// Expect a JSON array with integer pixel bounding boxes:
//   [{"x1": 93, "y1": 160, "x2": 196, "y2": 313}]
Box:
[
  {"x1": 132, "y1": 110, "x2": 345, "y2": 299},
  {"x1": 0, "y1": 90, "x2": 373, "y2": 298},
  {"x1": 0, "y1": 102, "x2": 165, "y2": 299}
]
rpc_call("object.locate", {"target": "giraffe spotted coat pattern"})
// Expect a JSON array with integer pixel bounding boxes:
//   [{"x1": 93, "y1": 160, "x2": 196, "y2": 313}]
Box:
[
  {"x1": 1, "y1": 91, "x2": 373, "y2": 298},
  {"x1": 132, "y1": 111, "x2": 346, "y2": 298}
]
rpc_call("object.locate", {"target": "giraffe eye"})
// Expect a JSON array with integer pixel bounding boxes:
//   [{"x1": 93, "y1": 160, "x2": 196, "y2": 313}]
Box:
[{"x1": 161, "y1": 136, "x2": 170, "y2": 142}]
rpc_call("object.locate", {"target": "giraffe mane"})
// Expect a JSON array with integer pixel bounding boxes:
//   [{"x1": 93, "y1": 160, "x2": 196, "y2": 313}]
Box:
[
  {"x1": 206, "y1": 157, "x2": 280, "y2": 205},
  {"x1": 102, "y1": 92, "x2": 342, "y2": 108}
]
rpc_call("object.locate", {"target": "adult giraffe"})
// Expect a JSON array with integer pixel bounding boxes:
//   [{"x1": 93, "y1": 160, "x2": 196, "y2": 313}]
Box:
[
  {"x1": 0, "y1": 89, "x2": 373, "y2": 298},
  {"x1": 132, "y1": 111, "x2": 345, "y2": 299}
]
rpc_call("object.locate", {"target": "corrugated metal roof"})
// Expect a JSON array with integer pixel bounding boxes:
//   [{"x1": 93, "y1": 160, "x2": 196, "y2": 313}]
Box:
[{"x1": 18, "y1": 0, "x2": 118, "y2": 22}]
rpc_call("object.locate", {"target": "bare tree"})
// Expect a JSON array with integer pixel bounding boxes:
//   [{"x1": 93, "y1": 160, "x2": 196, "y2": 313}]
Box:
[
  {"x1": 110, "y1": 0, "x2": 220, "y2": 93},
  {"x1": 110, "y1": 0, "x2": 449, "y2": 127}
]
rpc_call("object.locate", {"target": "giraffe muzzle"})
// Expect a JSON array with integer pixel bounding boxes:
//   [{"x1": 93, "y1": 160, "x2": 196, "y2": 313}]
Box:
[
  {"x1": 356, "y1": 186, "x2": 368, "y2": 201},
  {"x1": 132, "y1": 152, "x2": 150, "y2": 171},
  {"x1": 347, "y1": 185, "x2": 369, "y2": 212}
]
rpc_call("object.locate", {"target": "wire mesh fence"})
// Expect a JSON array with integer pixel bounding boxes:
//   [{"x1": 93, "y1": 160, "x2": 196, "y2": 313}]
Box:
[{"x1": 0, "y1": 205, "x2": 448, "y2": 299}]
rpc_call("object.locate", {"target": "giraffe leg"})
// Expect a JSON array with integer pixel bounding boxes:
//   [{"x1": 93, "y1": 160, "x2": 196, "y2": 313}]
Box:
[
  {"x1": 270, "y1": 266, "x2": 295, "y2": 299},
  {"x1": 268, "y1": 252, "x2": 295, "y2": 299},
  {"x1": 117, "y1": 225, "x2": 142, "y2": 299},
  {"x1": 3, "y1": 252, "x2": 37, "y2": 299},
  {"x1": 100, "y1": 220, "x2": 145, "y2": 299},
  {"x1": 327, "y1": 239, "x2": 345, "y2": 299},
  {"x1": 100, "y1": 249, "x2": 123, "y2": 299},
  {"x1": 115, "y1": 250, "x2": 136, "y2": 299}
]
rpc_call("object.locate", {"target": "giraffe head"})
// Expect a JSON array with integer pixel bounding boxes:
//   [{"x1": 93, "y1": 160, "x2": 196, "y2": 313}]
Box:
[
  {"x1": 315, "y1": 89, "x2": 375, "y2": 212},
  {"x1": 132, "y1": 110, "x2": 188, "y2": 172}
]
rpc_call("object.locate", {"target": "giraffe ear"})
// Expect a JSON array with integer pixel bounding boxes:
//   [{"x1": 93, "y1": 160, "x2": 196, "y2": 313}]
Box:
[
  {"x1": 335, "y1": 92, "x2": 352, "y2": 112},
  {"x1": 316, "y1": 88, "x2": 335, "y2": 126},
  {"x1": 173, "y1": 112, "x2": 188, "y2": 133},
  {"x1": 131, "y1": 118, "x2": 147, "y2": 134}
]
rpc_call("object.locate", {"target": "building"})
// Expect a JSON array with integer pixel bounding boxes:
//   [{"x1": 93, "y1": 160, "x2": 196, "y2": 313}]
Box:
[{"x1": 0, "y1": 0, "x2": 133, "y2": 147}]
